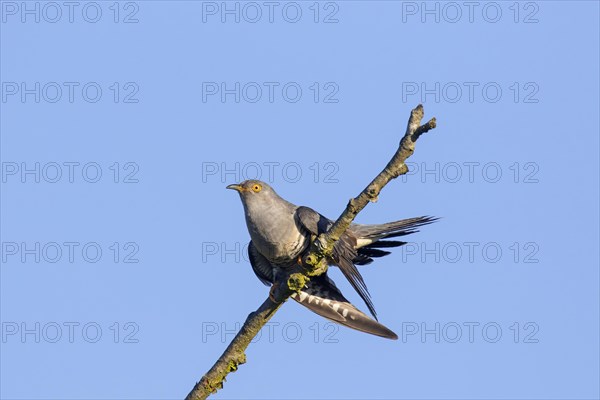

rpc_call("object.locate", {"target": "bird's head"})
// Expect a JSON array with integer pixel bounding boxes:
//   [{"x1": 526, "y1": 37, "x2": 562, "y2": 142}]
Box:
[{"x1": 226, "y1": 180, "x2": 276, "y2": 204}]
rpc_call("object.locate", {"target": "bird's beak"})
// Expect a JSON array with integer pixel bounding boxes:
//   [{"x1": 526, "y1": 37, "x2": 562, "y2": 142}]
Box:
[{"x1": 226, "y1": 184, "x2": 243, "y2": 192}]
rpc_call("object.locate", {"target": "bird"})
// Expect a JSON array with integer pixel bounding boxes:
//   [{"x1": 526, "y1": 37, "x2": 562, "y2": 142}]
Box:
[{"x1": 227, "y1": 179, "x2": 436, "y2": 340}]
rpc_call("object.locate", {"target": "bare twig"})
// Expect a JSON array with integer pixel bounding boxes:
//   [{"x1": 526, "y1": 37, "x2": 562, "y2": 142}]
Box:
[{"x1": 185, "y1": 104, "x2": 437, "y2": 400}]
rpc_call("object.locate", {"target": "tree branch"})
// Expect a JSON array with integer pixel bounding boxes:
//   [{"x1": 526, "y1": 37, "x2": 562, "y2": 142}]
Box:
[{"x1": 185, "y1": 104, "x2": 437, "y2": 400}]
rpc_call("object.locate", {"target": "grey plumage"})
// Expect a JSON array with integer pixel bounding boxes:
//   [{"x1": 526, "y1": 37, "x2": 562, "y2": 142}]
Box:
[{"x1": 228, "y1": 179, "x2": 436, "y2": 340}]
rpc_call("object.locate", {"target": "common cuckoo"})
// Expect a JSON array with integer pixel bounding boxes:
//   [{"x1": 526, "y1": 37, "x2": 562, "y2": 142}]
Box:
[{"x1": 227, "y1": 180, "x2": 436, "y2": 339}]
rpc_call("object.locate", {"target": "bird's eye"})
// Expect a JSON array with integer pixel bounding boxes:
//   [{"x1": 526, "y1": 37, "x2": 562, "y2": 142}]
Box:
[{"x1": 252, "y1": 184, "x2": 262, "y2": 193}]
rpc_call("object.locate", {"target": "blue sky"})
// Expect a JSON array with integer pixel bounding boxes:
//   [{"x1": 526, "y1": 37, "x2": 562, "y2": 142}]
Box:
[{"x1": 1, "y1": 1, "x2": 599, "y2": 399}]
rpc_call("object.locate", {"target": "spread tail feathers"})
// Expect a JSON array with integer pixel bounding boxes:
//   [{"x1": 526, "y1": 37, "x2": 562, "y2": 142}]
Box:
[
  {"x1": 352, "y1": 216, "x2": 438, "y2": 266},
  {"x1": 291, "y1": 275, "x2": 398, "y2": 340},
  {"x1": 353, "y1": 215, "x2": 438, "y2": 242}
]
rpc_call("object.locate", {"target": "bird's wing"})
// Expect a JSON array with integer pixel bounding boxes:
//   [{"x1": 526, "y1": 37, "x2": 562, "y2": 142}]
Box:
[
  {"x1": 294, "y1": 206, "x2": 377, "y2": 319},
  {"x1": 248, "y1": 236, "x2": 396, "y2": 339},
  {"x1": 291, "y1": 274, "x2": 397, "y2": 340},
  {"x1": 247, "y1": 241, "x2": 274, "y2": 286}
]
